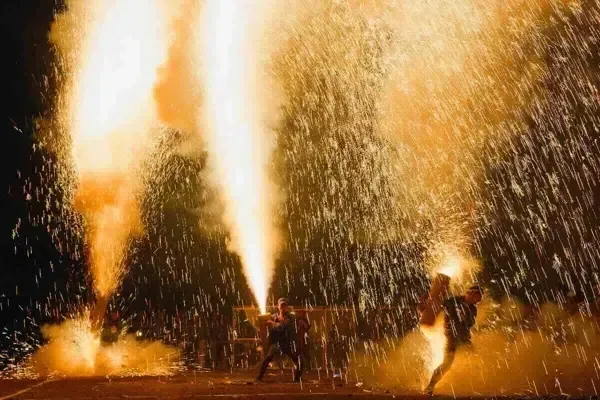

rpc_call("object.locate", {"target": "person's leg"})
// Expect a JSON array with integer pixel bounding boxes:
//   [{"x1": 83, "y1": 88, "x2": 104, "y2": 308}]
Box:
[
  {"x1": 257, "y1": 344, "x2": 278, "y2": 380},
  {"x1": 426, "y1": 348, "x2": 456, "y2": 394},
  {"x1": 282, "y1": 347, "x2": 302, "y2": 381},
  {"x1": 296, "y1": 351, "x2": 305, "y2": 380},
  {"x1": 209, "y1": 340, "x2": 217, "y2": 369}
]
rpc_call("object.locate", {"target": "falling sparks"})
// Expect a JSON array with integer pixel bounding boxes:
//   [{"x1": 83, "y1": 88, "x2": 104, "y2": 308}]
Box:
[
  {"x1": 200, "y1": 0, "x2": 279, "y2": 314},
  {"x1": 28, "y1": 313, "x2": 179, "y2": 377},
  {"x1": 22, "y1": 0, "x2": 174, "y2": 376},
  {"x1": 51, "y1": 0, "x2": 169, "y2": 299},
  {"x1": 421, "y1": 314, "x2": 448, "y2": 376},
  {"x1": 4, "y1": 0, "x2": 600, "y2": 395}
]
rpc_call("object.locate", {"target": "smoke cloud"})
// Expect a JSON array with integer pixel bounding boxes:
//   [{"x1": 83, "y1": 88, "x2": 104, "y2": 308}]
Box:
[
  {"x1": 353, "y1": 297, "x2": 600, "y2": 396},
  {"x1": 29, "y1": 316, "x2": 180, "y2": 377}
]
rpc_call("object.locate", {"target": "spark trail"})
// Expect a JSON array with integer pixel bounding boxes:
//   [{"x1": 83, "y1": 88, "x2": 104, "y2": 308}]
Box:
[
  {"x1": 52, "y1": 0, "x2": 169, "y2": 308},
  {"x1": 25, "y1": 0, "x2": 174, "y2": 376},
  {"x1": 200, "y1": 0, "x2": 278, "y2": 314}
]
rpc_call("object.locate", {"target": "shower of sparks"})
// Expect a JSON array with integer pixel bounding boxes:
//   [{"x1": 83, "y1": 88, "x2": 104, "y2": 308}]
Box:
[
  {"x1": 55, "y1": 0, "x2": 169, "y2": 298},
  {"x1": 420, "y1": 314, "x2": 447, "y2": 376},
  {"x1": 28, "y1": 313, "x2": 180, "y2": 376},
  {"x1": 200, "y1": 0, "x2": 278, "y2": 314},
  {"x1": 18, "y1": 0, "x2": 176, "y2": 377},
  {"x1": 5, "y1": 0, "x2": 600, "y2": 395}
]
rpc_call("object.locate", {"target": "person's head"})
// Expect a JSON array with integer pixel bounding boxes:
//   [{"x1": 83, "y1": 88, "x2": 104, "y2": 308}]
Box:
[
  {"x1": 277, "y1": 297, "x2": 289, "y2": 313},
  {"x1": 465, "y1": 285, "x2": 483, "y2": 305}
]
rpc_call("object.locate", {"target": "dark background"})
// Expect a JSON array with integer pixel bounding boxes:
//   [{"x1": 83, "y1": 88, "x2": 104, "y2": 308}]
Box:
[{"x1": 2, "y1": 0, "x2": 600, "y2": 367}]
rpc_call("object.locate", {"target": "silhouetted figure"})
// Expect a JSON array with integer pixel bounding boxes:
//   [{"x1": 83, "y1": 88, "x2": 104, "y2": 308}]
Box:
[
  {"x1": 101, "y1": 309, "x2": 122, "y2": 344},
  {"x1": 207, "y1": 312, "x2": 228, "y2": 369},
  {"x1": 257, "y1": 298, "x2": 303, "y2": 382},
  {"x1": 425, "y1": 285, "x2": 483, "y2": 395}
]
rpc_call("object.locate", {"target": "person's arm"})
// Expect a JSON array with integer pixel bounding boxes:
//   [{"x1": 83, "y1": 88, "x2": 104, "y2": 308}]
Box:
[
  {"x1": 271, "y1": 313, "x2": 294, "y2": 331},
  {"x1": 470, "y1": 306, "x2": 478, "y2": 328}
]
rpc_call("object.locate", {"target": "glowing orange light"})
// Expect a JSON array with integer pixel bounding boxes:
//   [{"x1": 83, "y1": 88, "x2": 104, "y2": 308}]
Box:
[
  {"x1": 200, "y1": 0, "x2": 277, "y2": 314},
  {"x1": 54, "y1": 0, "x2": 169, "y2": 298},
  {"x1": 421, "y1": 315, "x2": 447, "y2": 374},
  {"x1": 421, "y1": 244, "x2": 466, "y2": 377},
  {"x1": 437, "y1": 252, "x2": 461, "y2": 279}
]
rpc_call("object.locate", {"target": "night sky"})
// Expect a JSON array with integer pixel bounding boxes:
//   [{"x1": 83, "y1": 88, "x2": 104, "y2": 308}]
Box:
[{"x1": 2, "y1": 0, "x2": 60, "y2": 310}]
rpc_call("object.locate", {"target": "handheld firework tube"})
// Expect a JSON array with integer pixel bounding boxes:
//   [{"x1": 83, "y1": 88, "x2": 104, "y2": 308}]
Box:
[
  {"x1": 258, "y1": 314, "x2": 271, "y2": 348},
  {"x1": 419, "y1": 273, "x2": 451, "y2": 327},
  {"x1": 90, "y1": 295, "x2": 109, "y2": 331}
]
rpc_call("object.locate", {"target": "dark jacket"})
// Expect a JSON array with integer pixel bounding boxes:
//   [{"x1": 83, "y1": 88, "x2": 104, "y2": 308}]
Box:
[
  {"x1": 442, "y1": 296, "x2": 477, "y2": 346},
  {"x1": 268, "y1": 311, "x2": 296, "y2": 347}
]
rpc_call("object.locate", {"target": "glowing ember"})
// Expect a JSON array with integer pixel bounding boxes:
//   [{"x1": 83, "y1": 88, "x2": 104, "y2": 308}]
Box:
[{"x1": 200, "y1": 0, "x2": 278, "y2": 314}]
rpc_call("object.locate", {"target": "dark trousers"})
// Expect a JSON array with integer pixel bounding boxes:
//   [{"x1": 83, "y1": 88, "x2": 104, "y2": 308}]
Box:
[{"x1": 257, "y1": 343, "x2": 303, "y2": 380}]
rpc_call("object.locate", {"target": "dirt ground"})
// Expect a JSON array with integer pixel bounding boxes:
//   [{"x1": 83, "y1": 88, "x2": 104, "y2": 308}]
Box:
[
  {"x1": 0, "y1": 371, "x2": 404, "y2": 400},
  {"x1": 0, "y1": 371, "x2": 586, "y2": 400}
]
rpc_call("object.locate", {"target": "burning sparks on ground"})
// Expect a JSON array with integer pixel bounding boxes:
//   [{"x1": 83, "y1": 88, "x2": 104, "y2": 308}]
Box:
[
  {"x1": 200, "y1": 0, "x2": 279, "y2": 314},
  {"x1": 28, "y1": 313, "x2": 179, "y2": 377},
  {"x1": 34, "y1": 315, "x2": 100, "y2": 374}
]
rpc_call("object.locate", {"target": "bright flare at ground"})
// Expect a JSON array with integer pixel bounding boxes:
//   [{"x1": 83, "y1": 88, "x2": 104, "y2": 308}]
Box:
[{"x1": 201, "y1": 0, "x2": 277, "y2": 314}]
